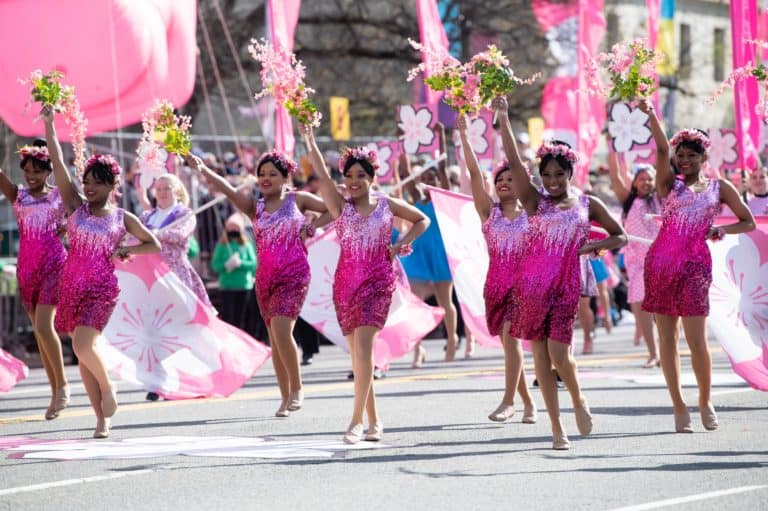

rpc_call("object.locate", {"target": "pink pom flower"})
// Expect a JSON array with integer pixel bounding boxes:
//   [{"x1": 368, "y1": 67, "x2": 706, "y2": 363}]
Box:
[
  {"x1": 339, "y1": 146, "x2": 380, "y2": 173},
  {"x1": 670, "y1": 129, "x2": 712, "y2": 152},
  {"x1": 84, "y1": 153, "x2": 121, "y2": 177},
  {"x1": 536, "y1": 141, "x2": 579, "y2": 164},
  {"x1": 17, "y1": 145, "x2": 50, "y2": 163},
  {"x1": 256, "y1": 150, "x2": 298, "y2": 175}
]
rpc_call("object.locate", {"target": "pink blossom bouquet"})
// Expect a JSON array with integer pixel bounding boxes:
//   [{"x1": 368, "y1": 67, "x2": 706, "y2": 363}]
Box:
[
  {"x1": 466, "y1": 45, "x2": 541, "y2": 105},
  {"x1": 585, "y1": 39, "x2": 660, "y2": 102},
  {"x1": 141, "y1": 99, "x2": 191, "y2": 155},
  {"x1": 706, "y1": 41, "x2": 768, "y2": 121},
  {"x1": 19, "y1": 69, "x2": 88, "y2": 172},
  {"x1": 248, "y1": 38, "x2": 321, "y2": 127}
]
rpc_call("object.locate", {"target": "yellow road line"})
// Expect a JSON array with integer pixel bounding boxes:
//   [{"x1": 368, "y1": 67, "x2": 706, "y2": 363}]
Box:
[{"x1": 0, "y1": 348, "x2": 704, "y2": 426}]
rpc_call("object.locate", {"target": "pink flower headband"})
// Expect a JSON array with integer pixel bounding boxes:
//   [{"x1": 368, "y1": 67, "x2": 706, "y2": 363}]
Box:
[
  {"x1": 339, "y1": 146, "x2": 380, "y2": 173},
  {"x1": 536, "y1": 141, "x2": 579, "y2": 164},
  {"x1": 18, "y1": 145, "x2": 50, "y2": 163},
  {"x1": 84, "y1": 154, "x2": 121, "y2": 176},
  {"x1": 670, "y1": 129, "x2": 711, "y2": 152},
  {"x1": 256, "y1": 150, "x2": 298, "y2": 175}
]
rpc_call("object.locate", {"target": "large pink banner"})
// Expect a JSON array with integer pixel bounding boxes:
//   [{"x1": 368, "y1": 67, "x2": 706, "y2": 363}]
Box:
[
  {"x1": 0, "y1": 349, "x2": 27, "y2": 393},
  {"x1": 416, "y1": 0, "x2": 451, "y2": 107},
  {"x1": 645, "y1": 0, "x2": 661, "y2": 110},
  {"x1": 730, "y1": 0, "x2": 761, "y2": 170},
  {"x1": 267, "y1": 0, "x2": 301, "y2": 156}
]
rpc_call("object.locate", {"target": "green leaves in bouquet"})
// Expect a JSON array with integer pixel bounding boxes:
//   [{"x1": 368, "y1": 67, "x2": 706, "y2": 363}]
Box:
[
  {"x1": 31, "y1": 71, "x2": 68, "y2": 111},
  {"x1": 163, "y1": 127, "x2": 191, "y2": 156}
]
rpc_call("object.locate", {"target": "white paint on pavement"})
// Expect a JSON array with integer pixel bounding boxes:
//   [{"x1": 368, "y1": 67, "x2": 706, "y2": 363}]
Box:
[
  {"x1": 0, "y1": 469, "x2": 154, "y2": 497},
  {"x1": 606, "y1": 485, "x2": 768, "y2": 511}
]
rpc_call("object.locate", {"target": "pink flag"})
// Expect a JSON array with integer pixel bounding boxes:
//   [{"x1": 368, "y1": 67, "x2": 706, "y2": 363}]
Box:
[
  {"x1": 101, "y1": 254, "x2": 271, "y2": 400},
  {"x1": 266, "y1": 0, "x2": 301, "y2": 156},
  {"x1": 646, "y1": 0, "x2": 661, "y2": 109},
  {"x1": 0, "y1": 349, "x2": 28, "y2": 392},
  {"x1": 397, "y1": 104, "x2": 440, "y2": 154},
  {"x1": 300, "y1": 227, "x2": 444, "y2": 369},
  {"x1": 730, "y1": 0, "x2": 761, "y2": 170},
  {"x1": 367, "y1": 140, "x2": 401, "y2": 184},
  {"x1": 709, "y1": 216, "x2": 768, "y2": 391},
  {"x1": 415, "y1": 0, "x2": 451, "y2": 107}
]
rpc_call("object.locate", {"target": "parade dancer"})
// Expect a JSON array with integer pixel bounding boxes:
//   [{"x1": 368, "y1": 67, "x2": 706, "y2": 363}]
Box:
[
  {"x1": 457, "y1": 114, "x2": 537, "y2": 425},
  {"x1": 638, "y1": 99, "x2": 755, "y2": 433},
  {"x1": 0, "y1": 141, "x2": 69, "y2": 419},
  {"x1": 44, "y1": 107, "x2": 161, "y2": 438},
  {"x1": 301, "y1": 124, "x2": 429, "y2": 444},
  {"x1": 608, "y1": 153, "x2": 661, "y2": 368},
  {"x1": 495, "y1": 97, "x2": 627, "y2": 450},
  {"x1": 185, "y1": 151, "x2": 329, "y2": 417}
]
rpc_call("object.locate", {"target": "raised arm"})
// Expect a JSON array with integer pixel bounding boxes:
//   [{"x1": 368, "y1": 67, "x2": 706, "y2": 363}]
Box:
[
  {"x1": 0, "y1": 167, "x2": 18, "y2": 203},
  {"x1": 579, "y1": 196, "x2": 628, "y2": 255},
  {"x1": 135, "y1": 178, "x2": 153, "y2": 212},
  {"x1": 397, "y1": 149, "x2": 421, "y2": 204},
  {"x1": 457, "y1": 114, "x2": 494, "y2": 221},
  {"x1": 116, "y1": 212, "x2": 161, "y2": 261},
  {"x1": 607, "y1": 146, "x2": 631, "y2": 204},
  {"x1": 299, "y1": 124, "x2": 346, "y2": 218},
  {"x1": 637, "y1": 99, "x2": 672, "y2": 197},
  {"x1": 184, "y1": 154, "x2": 255, "y2": 217},
  {"x1": 707, "y1": 179, "x2": 756, "y2": 239},
  {"x1": 42, "y1": 106, "x2": 81, "y2": 212},
  {"x1": 494, "y1": 97, "x2": 539, "y2": 213},
  {"x1": 387, "y1": 196, "x2": 430, "y2": 259},
  {"x1": 434, "y1": 122, "x2": 451, "y2": 190}
]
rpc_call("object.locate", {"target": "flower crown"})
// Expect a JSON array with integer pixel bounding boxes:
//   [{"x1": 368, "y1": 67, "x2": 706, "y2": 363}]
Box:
[
  {"x1": 18, "y1": 145, "x2": 50, "y2": 163},
  {"x1": 84, "y1": 154, "x2": 121, "y2": 176},
  {"x1": 536, "y1": 141, "x2": 579, "y2": 164},
  {"x1": 256, "y1": 150, "x2": 298, "y2": 175},
  {"x1": 670, "y1": 129, "x2": 711, "y2": 152},
  {"x1": 339, "y1": 146, "x2": 380, "y2": 173}
]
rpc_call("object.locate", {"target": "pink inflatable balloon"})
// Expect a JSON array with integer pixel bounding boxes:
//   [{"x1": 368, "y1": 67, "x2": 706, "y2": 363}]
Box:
[{"x1": 0, "y1": 0, "x2": 197, "y2": 140}]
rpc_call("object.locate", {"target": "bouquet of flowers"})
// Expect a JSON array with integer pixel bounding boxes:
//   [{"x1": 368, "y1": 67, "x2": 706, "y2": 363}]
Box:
[
  {"x1": 408, "y1": 41, "x2": 539, "y2": 114},
  {"x1": 141, "y1": 99, "x2": 191, "y2": 155},
  {"x1": 585, "y1": 38, "x2": 660, "y2": 102},
  {"x1": 706, "y1": 41, "x2": 768, "y2": 121},
  {"x1": 20, "y1": 69, "x2": 88, "y2": 172},
  {"x1": 248, "y1": 38, "x2": 321, "y2": 127}
]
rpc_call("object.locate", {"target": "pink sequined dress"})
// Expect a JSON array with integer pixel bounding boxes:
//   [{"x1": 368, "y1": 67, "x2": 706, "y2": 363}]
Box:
[
  {"x1": 55, "y1": 205, "x2": 126, "y2": 333},
  {"x1": 140, "y1": 205, "x2": 212, "y2": 308},
  {"x1": 333, "y1": 198, "x2": 396, "y2": 335},
  {"x1": 253, "y1": 192, "x2": 310, "y2": 325},
  {"x1": 623, "y1": 196, "x2": 661, "y2": 303},
  {"x1": 509, "y1": 194, "x2": 590, "y2": 344},
  {"x1": 482, "y1": 204, "x2": 528, "y2": 336},
  {"x1": 12, "y1": 187, "x2": 67, "y2": 311},
  {"x1": 643, "y1": 179, "x2": 721, "y2": 317}
]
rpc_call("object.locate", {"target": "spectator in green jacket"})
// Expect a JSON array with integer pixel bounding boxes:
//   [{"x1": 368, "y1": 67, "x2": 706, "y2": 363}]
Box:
[{"x1": 211, "y1": 216, "x2": 256, "y2": 331}]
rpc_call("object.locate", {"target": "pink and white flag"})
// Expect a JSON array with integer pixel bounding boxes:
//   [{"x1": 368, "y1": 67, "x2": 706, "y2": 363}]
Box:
[
  {"x1": 367, "y1": 140, "x2": 400, "y2": 184},
  {"x1": 101, "y1": 254, "x2": 271, "y2": 400},
  {"x1": 709, "y1": 216, "x2": 768, "y2": 391},
  {"x1": 730, "y1": 0, "x2": 761, "y2": 170},
  {"x1": 300, "y1": 228, "x2": 444, "y2": 369},
  {"x1": 415, "y1": 0, "x2": 451, "y2": 107},
  {"x1": 0, "y1": 349, "x2": 27, "y2": 392},
  {"x1": 398, "y1": 104, "x2": 439, "y2": 155}
]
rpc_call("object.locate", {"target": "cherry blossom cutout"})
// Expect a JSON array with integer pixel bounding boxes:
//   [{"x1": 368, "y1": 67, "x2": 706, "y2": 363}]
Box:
[{"x1": 608, "y1": 103, "x2": 652, "y2": 153}]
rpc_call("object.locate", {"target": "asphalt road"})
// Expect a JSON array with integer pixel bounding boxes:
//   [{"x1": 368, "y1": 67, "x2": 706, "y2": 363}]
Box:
[{"x1": 1, "y1": 321, "x2": 766, "y2": 511}]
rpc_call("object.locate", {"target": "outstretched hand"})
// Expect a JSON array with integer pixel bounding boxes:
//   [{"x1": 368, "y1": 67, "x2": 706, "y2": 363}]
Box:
[
  {"x1": 456, "y1": 114, "x2": 468, "y2": 131},
  {"x1": 298, "y1": 123, "x2": 312, "y2": 139},
  {"x1": 491, "y1": 96, "x2": 509, "y2": 115},
  {"x1": 40, "y1": 105, "x2": 54, "y2": 123},
  {"x1": 636, "y1": 98, "x2": 654, "y2": 114},
  {"x1": 183, "y1": 154, "x2": 202, "y2": 171}
]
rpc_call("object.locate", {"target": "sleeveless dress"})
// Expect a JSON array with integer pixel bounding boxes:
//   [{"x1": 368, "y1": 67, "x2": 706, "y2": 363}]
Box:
[
  {"x1": 482, "y1": 204, "x2": 528, "y2": 336},
  {"x1": 140, "y1": 204, "x2": 212, "y2": 308},
  {"x1": 253, "y1": 192, "x2": 310, "y2": 325},
  {"x1": 643, "y1": 179, "x2": 721, "y2": 317},
  {"x1": 12, "y1": 187, "x2": 67, "y2": 311},
  {"x1": 333, "y1": 198, "x2": 396, "y2": 335},
  {"x1": 747, "y1": 195, "x2": 768, "y2": 215},
  {"x1": 400, "y1": 200, "x2": 452, "y2": 282},
  {"x1": 55, "y1": 205, "x2": 126, "y2": 333},
  {"x1": 509, "y1": 194, "x2": 591, "y2": 344},
  {"x1": 623, "y1": 195, "x2": 661, "y2": 303}
]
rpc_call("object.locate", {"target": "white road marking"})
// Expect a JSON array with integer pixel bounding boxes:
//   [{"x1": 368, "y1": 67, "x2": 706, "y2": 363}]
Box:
[
  {"x1": 0, "y1": 469, "x2": 154, "y2": 497},
  {"x1": 606, "y1": 485, "x2": 768, "y2": 511}
]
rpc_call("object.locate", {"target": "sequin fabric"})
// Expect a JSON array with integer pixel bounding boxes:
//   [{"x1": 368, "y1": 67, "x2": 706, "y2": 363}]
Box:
[
  {"x1": 508, "y1": 193, "x2": 590, "y2": 344},
  {"x1": 140, "y1": 206, "x2": 213, "y2": 308},
  {"x1": 12, "y1": 187, "x2": 67, "y2": 310},
  {"x1": 253, "y1": 192, "x2": 310, "y2": 325},
  {"x1": 482, "y1": 204, "x2": 528, "y2": 336},
  {"x1": 643, "y1": 179, "x2": 721, "y2": 316},
  {"x1": 623, "y1": 196, "x2": 662, "y2": 303},
  {"x1": 333, "y1": 198, "x2": 396, "y2": 335},
  {"x1": 55, "y1": 205, "x2": 126, "y2": 333}
]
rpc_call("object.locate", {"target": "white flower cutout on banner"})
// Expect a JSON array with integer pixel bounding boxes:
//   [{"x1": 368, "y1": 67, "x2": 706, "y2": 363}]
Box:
[
  {"x1": 624, "y1": 147, "x2": 654, "y2": 168},
  {"x1": 136, "y1": 139, "x2": 168, "y2": 189},
  {"x1": 466, "y1": 116, "x2": 490, "y2": 155},
  {"x1": 707, "y1": 129, "x2": 738, "y2": 169},
  {"x1": 608, "y1": 103, "x2": 652, "y2": 153},
  {"x1": 368, "y1": 143, "x2": 392, "y2": 178},
  {"x1": 101, "y1": 272, "x2": 223, "y2": 392},
  {"x1": 398, "y1": 105, "x2": 435, "y2": 154},
  {"x1": 709, "y1": 234, "x2": 768, "y2": 359}
]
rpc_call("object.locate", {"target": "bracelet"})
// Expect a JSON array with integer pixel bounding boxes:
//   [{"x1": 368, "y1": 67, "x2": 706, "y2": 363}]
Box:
[
  {"x1": 710, "y1": 226, "x2": 726, "y2": 241},
  {"x1": 397, "y1": 243, "x2": 413, "y2": 257},
  {"x1": 302, "y1": 223, "x2": 316, "y2": 238},
  {"x1": 117, "y1": 246, "x2": 130, "y2": 261}
]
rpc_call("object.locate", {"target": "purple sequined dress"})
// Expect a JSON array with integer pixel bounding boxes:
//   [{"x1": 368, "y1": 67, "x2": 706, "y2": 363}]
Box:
[
  {"x1": 12, "y1": 187, "x2": 67, "y2": 311},
  {"x1": 509, "y1": 194, "x2": 590, "y2": 344},
  {"x1": 482, "y1": 204, "x2": 528, "y2": 336},
  {"x1": 643, "y1": 179, "x2": 721, "y2": 316},
  {"x1": 140, "y1": 205, "x2": 212, "y2": 308},
  {"x1": 253, "y1": 192, "x2": 310, "y2": 325},
  {"x1": 333, "y1": 198, "x2": 396, "y2": 335},
  {"x1": 55, "y1": 205, "x2": 126, "y2": 333},
  {"x1": 623, "y1": 196, "x2": 661, "y2": 303}
]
